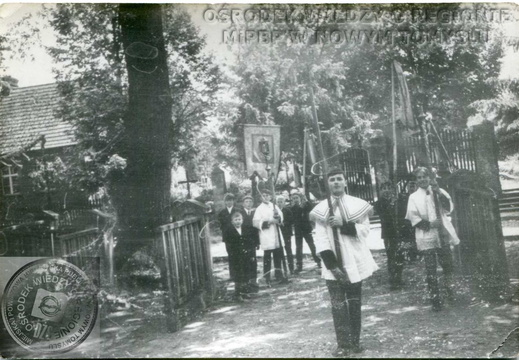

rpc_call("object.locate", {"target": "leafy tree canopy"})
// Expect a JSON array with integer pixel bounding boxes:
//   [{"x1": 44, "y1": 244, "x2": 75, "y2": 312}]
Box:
[
  {"x1": 13, "y1": 4, "x2": 221, "y2": 196},
  {"x1": 218, "y1": 3, "x2": 505, "y2": 173}
]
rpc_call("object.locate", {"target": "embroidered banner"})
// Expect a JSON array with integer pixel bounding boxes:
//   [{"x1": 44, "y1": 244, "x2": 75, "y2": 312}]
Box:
[{"x1": 243, "y1": 124, "x2": 281, "y2": 179}]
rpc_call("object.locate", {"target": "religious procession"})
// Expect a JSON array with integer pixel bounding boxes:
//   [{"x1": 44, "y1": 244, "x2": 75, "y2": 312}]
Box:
[
  {"x1": 0, "y1": 3, "x2": 518, "y2": 359},
  {"x1": 208, "y1": 84, "x2": 512, "y2": 358}
]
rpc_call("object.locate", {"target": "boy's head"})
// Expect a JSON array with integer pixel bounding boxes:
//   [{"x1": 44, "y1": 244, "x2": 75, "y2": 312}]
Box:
[
  {"x1": 291, "y1": 192, "x2": 302, "y2": 206},
  {"x1": 327, "y1": 168, "x2": 347, "y2": 196},
  {"x1": 261, "y1": 190, "x2": 272, "y2": 203},
  {"x1": 414, "y1": 167, "x2": 432, "y2": 189},
  {"x1": 408, "y1": 180, "x2": 418, "y2": 193},
  {"x1": 224, "y1": 193, "x2": 235, "y2": 208},
  {"x1": 276, "y1": 195, "x2": 286, "y2": 209},
  {"x1": 242, "y1": 195, "x2": 253, "y2": 210},
  {"x1": 380, "y1": 181, "x2": 395, "y2": 199},
  {"x1": 231, "y1": 211, "x2": 243, "y2": 227}
]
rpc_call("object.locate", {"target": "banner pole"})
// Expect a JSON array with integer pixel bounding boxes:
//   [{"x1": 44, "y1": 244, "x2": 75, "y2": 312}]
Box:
[
  {"x1": 392, "y1": 61, "x2": 397, "y2": 187},
  {"x1": 309, "y1": 84, "x2": 349, "y2": 282},
  {"x1": 302, "y1": 128, "x2": 308, "y2": 194}
]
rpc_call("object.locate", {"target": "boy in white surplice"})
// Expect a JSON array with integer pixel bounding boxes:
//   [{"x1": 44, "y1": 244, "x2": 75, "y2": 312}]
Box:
[
  {"x1": 405, "y1": 167, "x2": 460, "y2": 311},
  {"x1": 310, "y1": 169, "x2": 378, "y2": 357},
  {"x1": 253, "y1": 189, "x2": 286, "y2": 286}
]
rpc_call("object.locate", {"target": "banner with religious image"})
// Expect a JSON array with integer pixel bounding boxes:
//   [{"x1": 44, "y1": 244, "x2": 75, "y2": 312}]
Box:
[{"x1": 243, "y1": 124, "x2": 281, "y2": 180}]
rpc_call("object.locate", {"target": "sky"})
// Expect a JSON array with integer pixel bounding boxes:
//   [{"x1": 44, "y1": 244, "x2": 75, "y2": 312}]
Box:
[
  {"x1": 0, "y1": 3, "x2": 237, "y2": 87},
  {"x1": 0, "y1": 3, "x2": 518, "y2": 87}
]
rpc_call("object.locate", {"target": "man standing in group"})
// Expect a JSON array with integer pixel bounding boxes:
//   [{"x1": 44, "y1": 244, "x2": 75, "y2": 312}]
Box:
[
  {"x1": 405, "y1": 167, "x2": 460, "y2": 311},
  {"x1": 218, "y1": 193, "x2": 238, "y2": 280},
  {"x1": 374, "y1": 181, "x2": 405, "y2": 290},
  {"x1": 241, "y1": 195, "x2": 260, "y2": 293},
  {"x1": 399, "y1": 180, "x2": 418, "y2": 262},
  {"x1": 290, "y1": 192, "x2": 321, "y2": 272},
  {"x1": 253, "y1": 189, "x2": 286, "y2": 286},
  {"x1": 310, "y1": 169, "x2": 378, "y2": 357},
  {"x1": 276, "y1": 195, "x2": 295, "y2": 274}
]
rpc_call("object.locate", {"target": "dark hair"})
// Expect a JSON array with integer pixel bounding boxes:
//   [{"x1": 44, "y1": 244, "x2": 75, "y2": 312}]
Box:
[
  {"x1": 224, "y1": 193, "x2": 235, "y2": 201},
  {"x1": 230, "y1": 211, "x2": 242, "y2": 219},
  {"x1": 413, "y1": 167, "x2": 432, "y2": 178},
  {"x1": 326, "y1": 168, "x2": 345, "y2": 180},
  {"x1": 381, "y1": 181, "x2": 394, "y2": 188},
  {"x1": 242, "y1": 195, "x2": 253, "y2": 202}
]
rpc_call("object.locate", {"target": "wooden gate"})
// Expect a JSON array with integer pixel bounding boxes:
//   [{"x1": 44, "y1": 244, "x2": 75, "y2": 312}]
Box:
[
  {"x1": 155, "y1": 216, "x2": 214, "y2": 332},
  {"x1": 447, "y1": 170, "x2": 509, "y2": 301},
  {"x1": 401, "y1": 127, "x2": 477, "y2": 177},
  {"x1": 340, "y1": 148, "x2": 375, "y2": 202}
]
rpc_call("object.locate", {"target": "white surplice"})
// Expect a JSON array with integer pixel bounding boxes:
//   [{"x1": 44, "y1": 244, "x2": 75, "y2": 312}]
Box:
[{"x1": 405, "y1": 186, "x2": 460, "y2": 251}]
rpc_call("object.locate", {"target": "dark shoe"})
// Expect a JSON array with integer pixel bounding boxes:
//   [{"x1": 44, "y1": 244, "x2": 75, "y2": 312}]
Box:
[
  {"x1": 233, "y1": 295, "x2": 244, "y2": 303},
  {"x1": 248, "y1": 283, "x2": 260, "y2": 293},
  {"x1": 294, "y1": 268, "x2": 303, "y2": 274},
  {"x1": 432, "y1": 300, "x2": 443, "y2": 312},
  {"x1": 316, "y1": 262, "x2": 322, "y2": 269},
  {"x1": 349, "y1": 344, "x2": 365, "y2": 354},
  {"x1": 389, "y1": 283, "x2": 402, "y2": 291},
  {"x1": 277, "y1": 277, "x2": 290, "y2": 285},
  {"x1": 332, "y1": 346, "x2": 350, "y2": 358}
]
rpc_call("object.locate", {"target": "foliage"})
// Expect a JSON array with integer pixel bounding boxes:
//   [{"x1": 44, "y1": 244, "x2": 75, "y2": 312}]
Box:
[
  {"x1": 17, "y1": 4, "x2": 222, "y2": 197},
  {"x1": 471, "y1": 78, "x2": 519, "y2": 158},
  {"x1": 218, "y1": 3, "x2": 505, "y2": 173}
]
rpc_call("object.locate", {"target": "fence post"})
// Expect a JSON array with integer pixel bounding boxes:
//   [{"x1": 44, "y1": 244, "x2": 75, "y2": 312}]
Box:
[
  {"x1": 202, "y1": 214, "x2": 215, "y2": 304},
  {"x1": 471, "y1": 121, "x2": 502, "y2": 196},
  {"x1": 158, "y1": 229, "x2": 180, "y2": 333}
]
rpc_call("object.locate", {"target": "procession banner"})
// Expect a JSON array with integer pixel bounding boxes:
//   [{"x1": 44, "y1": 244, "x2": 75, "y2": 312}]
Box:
[
  {"x1": 393, "y1": 60, "x2": 416, "y2": 129},
  {"x1": 243, "y1": 124, "x2": 281, "y2": 180}
]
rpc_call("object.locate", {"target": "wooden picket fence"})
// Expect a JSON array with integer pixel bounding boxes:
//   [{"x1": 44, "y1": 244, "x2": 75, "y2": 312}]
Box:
[
  {"x1": 402, "y1": 127, "x2": 477, "y2": 174},
  {"x1": 340, "y1": 148, "x2": 375, "y2": 202},
  {"x1": 155, "y1": 216, "x2": 214, "y2": 332}
]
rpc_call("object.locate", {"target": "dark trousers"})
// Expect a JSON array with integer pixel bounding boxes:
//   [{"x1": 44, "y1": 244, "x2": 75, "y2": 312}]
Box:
[
  {"x1": 282, "y1": 231, "x2": 294, "y2": 272},
  {"x1": 263, "y1": 248, "x2": 284, "y2": 282},
  {"x1": 245, "y1": 247, "x2": 257, "y2": 283},
  {"x1": 295, "y1": 232, "x2": 321, "y2": 269},
  {"x1": 383, "y1": 237, "x2": 404, "y2": 286},
  {"x1": 326, "y1": 280, "x2": 363, "y2": 349},
  {"x1": 423, "y1": 244, "x2": 453, "y2": 305},
  {"x1": 224, "y1": 242, "x2": 235, "y2": 281}
]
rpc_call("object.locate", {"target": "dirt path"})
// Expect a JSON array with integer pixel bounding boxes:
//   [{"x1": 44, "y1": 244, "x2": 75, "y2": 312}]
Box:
[{"x1": 99, "y1": 242, "x2": 519, "y2": 358}]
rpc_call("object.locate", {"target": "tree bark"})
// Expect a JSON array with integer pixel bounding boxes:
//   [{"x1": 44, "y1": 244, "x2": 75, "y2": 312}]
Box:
[{"x1": 114, "y1": 4, "x2": 172, "y2": 266}]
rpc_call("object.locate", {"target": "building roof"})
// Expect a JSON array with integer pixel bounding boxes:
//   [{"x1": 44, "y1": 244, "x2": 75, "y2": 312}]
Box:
[{"x1": 0, "y1": 83, "x2": 76, "y2": 156}]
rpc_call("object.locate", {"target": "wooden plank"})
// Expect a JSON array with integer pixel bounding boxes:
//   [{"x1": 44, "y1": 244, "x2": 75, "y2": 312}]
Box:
[{"x1": 156, "y1": 217, "x2": 201, "y2": 232}]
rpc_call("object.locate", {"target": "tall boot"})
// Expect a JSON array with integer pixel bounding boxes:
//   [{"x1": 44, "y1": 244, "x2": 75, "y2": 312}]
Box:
[{"x1": 348, "y1": 299, "x2": 364, "y2": 353}]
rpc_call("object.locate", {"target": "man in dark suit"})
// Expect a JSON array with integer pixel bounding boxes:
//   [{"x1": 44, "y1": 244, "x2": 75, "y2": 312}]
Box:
[
  {"x1": 225, "y1": 211, "x2": 250, "y2": 302},
  {"x1": 290, "y1": 192, "x2": 321, "y2": 272},
  {"x1": 374, "y1": 181, "x2": 405, "y2": 290},
  {"x1": 240, "y1": 195, "x2": 259, "y2": 293},
  {"x1": 276, "y1": 195, "x2": 295, "y2": 274},
  {"x1": 218, "y1": 193, "x2": 238, "y2": 280}
]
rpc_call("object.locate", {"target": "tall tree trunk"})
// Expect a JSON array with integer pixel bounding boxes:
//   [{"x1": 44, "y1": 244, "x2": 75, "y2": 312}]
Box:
[{"x1": 114, "y1": 4, "x2": 172, "y2": 267}]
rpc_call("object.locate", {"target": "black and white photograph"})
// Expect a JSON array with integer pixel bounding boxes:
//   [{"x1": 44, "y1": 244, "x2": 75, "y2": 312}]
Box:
[{"x1": 0, "y1": 3, "x2": 518, "y2": 358}]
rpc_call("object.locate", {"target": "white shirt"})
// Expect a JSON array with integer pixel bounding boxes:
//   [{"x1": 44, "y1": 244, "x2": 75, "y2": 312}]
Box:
[
  {"x1": 312, "y1": 194, "x2": 378, "y2": 283},
  {"x1": 405, "y1": 186, "x2": 460, "y2": 251},
  {"x1": 253, "y1": 202, "x2": 284, "y2": 250}
]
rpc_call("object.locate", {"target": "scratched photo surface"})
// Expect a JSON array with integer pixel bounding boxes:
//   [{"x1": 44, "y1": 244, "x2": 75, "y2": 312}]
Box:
[{"x1": 0, "y1": 3, "x2": 518, "y2": 358}]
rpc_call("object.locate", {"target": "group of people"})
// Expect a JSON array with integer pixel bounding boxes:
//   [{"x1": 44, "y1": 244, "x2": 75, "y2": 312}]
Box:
[
  {"x1": 218, "y1": 189, "x2": 321, "y2": 301},
  {"x1": 218, "y1": 166, "x2": 460, "y2": 357}
]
